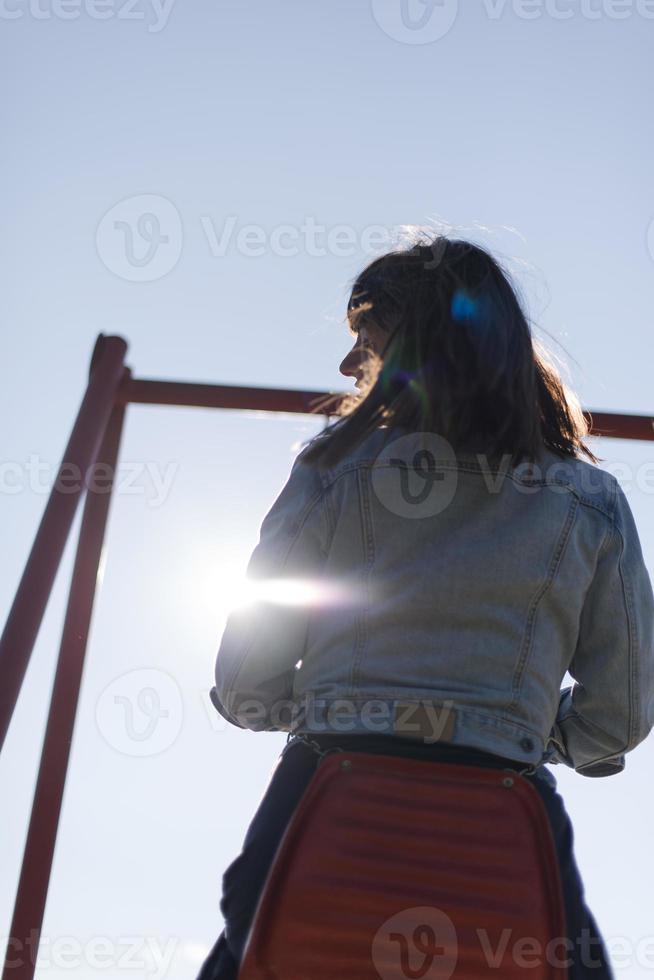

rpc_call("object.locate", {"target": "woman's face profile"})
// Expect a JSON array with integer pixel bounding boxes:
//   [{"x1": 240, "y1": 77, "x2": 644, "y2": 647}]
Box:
[{"x1": 339, "y1": 321, "x2": 388, "y2": 390}]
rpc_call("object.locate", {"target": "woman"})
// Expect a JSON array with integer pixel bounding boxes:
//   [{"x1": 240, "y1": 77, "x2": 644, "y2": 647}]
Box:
[{"x1": 197, "y1": 236, "x2": 654, "y2": 979}]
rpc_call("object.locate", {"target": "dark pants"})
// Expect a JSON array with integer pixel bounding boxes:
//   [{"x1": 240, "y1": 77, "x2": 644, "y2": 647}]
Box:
[{"x1": 196, "y1": 734, "x2": 614, "y2": 979}]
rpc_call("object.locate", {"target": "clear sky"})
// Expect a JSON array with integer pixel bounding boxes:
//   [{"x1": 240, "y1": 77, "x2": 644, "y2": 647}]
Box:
[{"x1": 2, "y1": 2, "x2": 654, "y2": 977}]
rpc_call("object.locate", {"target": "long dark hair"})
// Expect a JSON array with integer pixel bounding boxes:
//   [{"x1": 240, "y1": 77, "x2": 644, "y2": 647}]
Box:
[{"x1": 301, "y1": 235, "x2": 599, "y2": 470}]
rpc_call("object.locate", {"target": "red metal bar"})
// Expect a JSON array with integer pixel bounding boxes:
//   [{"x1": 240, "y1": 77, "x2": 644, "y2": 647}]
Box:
[
  {"x1": 0, "y1": 334, "x2": 128, "y2": 755},
  {"x1": 1, "y1": 399, "x2": 128, "y2": 980},
  {"x1": 122, "y1": 377, "x2": 345, "y2": 416},
  {"x1": 584, "y1": 411, "x2": 654, "y2": 442},
  {"x1": 123, "y1": 379, "x2": 654, "y2": 442}
]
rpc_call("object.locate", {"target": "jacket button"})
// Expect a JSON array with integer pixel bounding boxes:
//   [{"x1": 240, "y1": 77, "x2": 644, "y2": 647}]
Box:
[{"x1": 520, "y1": 737, "x2": 535, "y2": 751}]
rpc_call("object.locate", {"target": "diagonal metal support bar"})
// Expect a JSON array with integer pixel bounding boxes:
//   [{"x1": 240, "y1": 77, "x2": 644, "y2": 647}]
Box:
[
  {"x1": 0, "y1": 335, "x2": 129, "y2": 754},
  {"x1": 2, "y1": 399, "x2": 128, "y2": 980}
]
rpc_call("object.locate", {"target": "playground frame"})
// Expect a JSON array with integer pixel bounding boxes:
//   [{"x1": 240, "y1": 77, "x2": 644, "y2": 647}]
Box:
[{"x1": 1, "y1": 333, "x2": 653, "y2": 979}]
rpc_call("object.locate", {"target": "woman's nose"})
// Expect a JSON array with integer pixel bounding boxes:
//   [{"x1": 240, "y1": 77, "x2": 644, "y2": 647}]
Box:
[{"x1": 339, "y1": 344, "x2": 365, "y2": 380}]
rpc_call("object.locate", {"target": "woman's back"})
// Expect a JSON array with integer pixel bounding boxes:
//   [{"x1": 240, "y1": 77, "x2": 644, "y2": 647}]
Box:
[
  {"x1": 214, "y1": 424, "x2": 654, "y2": 778},
  {"x1": 212, "y1": 236, "x2": 654, "y2": 779}
]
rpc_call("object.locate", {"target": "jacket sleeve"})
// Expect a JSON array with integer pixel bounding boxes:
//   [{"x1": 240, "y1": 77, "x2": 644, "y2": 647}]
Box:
[
  {"x1": 548, "y1": 478, "x2": 654, "y2": 776},
  {"x1": 211, "y1": 448, "x2": 330, "y2": 733}
]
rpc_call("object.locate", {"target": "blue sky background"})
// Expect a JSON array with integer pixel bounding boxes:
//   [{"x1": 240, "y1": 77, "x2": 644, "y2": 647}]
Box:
[{"x1": 2, "y1": 1, "x2": 654, "y2": 977}]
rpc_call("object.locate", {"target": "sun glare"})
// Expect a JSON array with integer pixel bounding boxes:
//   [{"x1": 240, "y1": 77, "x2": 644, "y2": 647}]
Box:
[
  {"x1": 185, "y1": 542, "x2": 366, "y2": 626},
  {"x1": 228, "y1": 577, "x2": 357, "y2": 612}
]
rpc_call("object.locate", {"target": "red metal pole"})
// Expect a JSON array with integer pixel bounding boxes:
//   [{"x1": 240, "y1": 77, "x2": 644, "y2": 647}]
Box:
[
  {"x1": 0, "y1": 335, "x2": 128, "y2": 755},
  {"x1": 123, "y1": 378, "x2": 654, "y2": 443},
  {"x1": 1, "y1": 398, "x2": 128, "y2": 980},
  {"x1": 585, "y1": 411, "x2": 654, "y2": 442},
  {"x1": 123, "y1": 377, "x2": 344, "y2": 417}
]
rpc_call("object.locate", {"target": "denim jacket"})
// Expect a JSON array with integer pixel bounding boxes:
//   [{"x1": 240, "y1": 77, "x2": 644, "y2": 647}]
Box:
[{"x1": 212, "y1": 426, "x2": 654, "y2": 777}]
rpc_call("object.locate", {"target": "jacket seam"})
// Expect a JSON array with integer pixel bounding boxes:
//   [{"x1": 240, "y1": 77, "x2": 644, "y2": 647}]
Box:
[
  {"x1": 615, "y1": 519, "x2": 637, "y2": 746},
  {"x1": 296, "y1": 693, "x2": 542, "y2": 739},
  {"x1": 347, "y1": 468, "x2": 375, "y2": 695},
  {"x1": 280, "y1": 474, "x2": 330, "y2": 562},
  {"x1": 505, "y1": 494, "x2": 578, "y2": 712},
  {"x1": 570, "y1": 476, "x2": 635, "y2": 751},
  {"x1": 321, "y1": 459, "x2": 616, "y2": 521}
]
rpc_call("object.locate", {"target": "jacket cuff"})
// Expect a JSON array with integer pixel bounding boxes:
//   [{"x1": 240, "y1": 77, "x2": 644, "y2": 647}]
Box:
[
  {"x1": 575, "y1": 754, "x2": 626, "y2": 777},
  {"x1": 209, "y1": 686, "x2": 246, "y2": 730}
]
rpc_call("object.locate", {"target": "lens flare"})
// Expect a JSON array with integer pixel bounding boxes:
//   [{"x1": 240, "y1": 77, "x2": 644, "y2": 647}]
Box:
[{"x1": 228, "y1": 577, "x2": 364, "y2": 612}]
